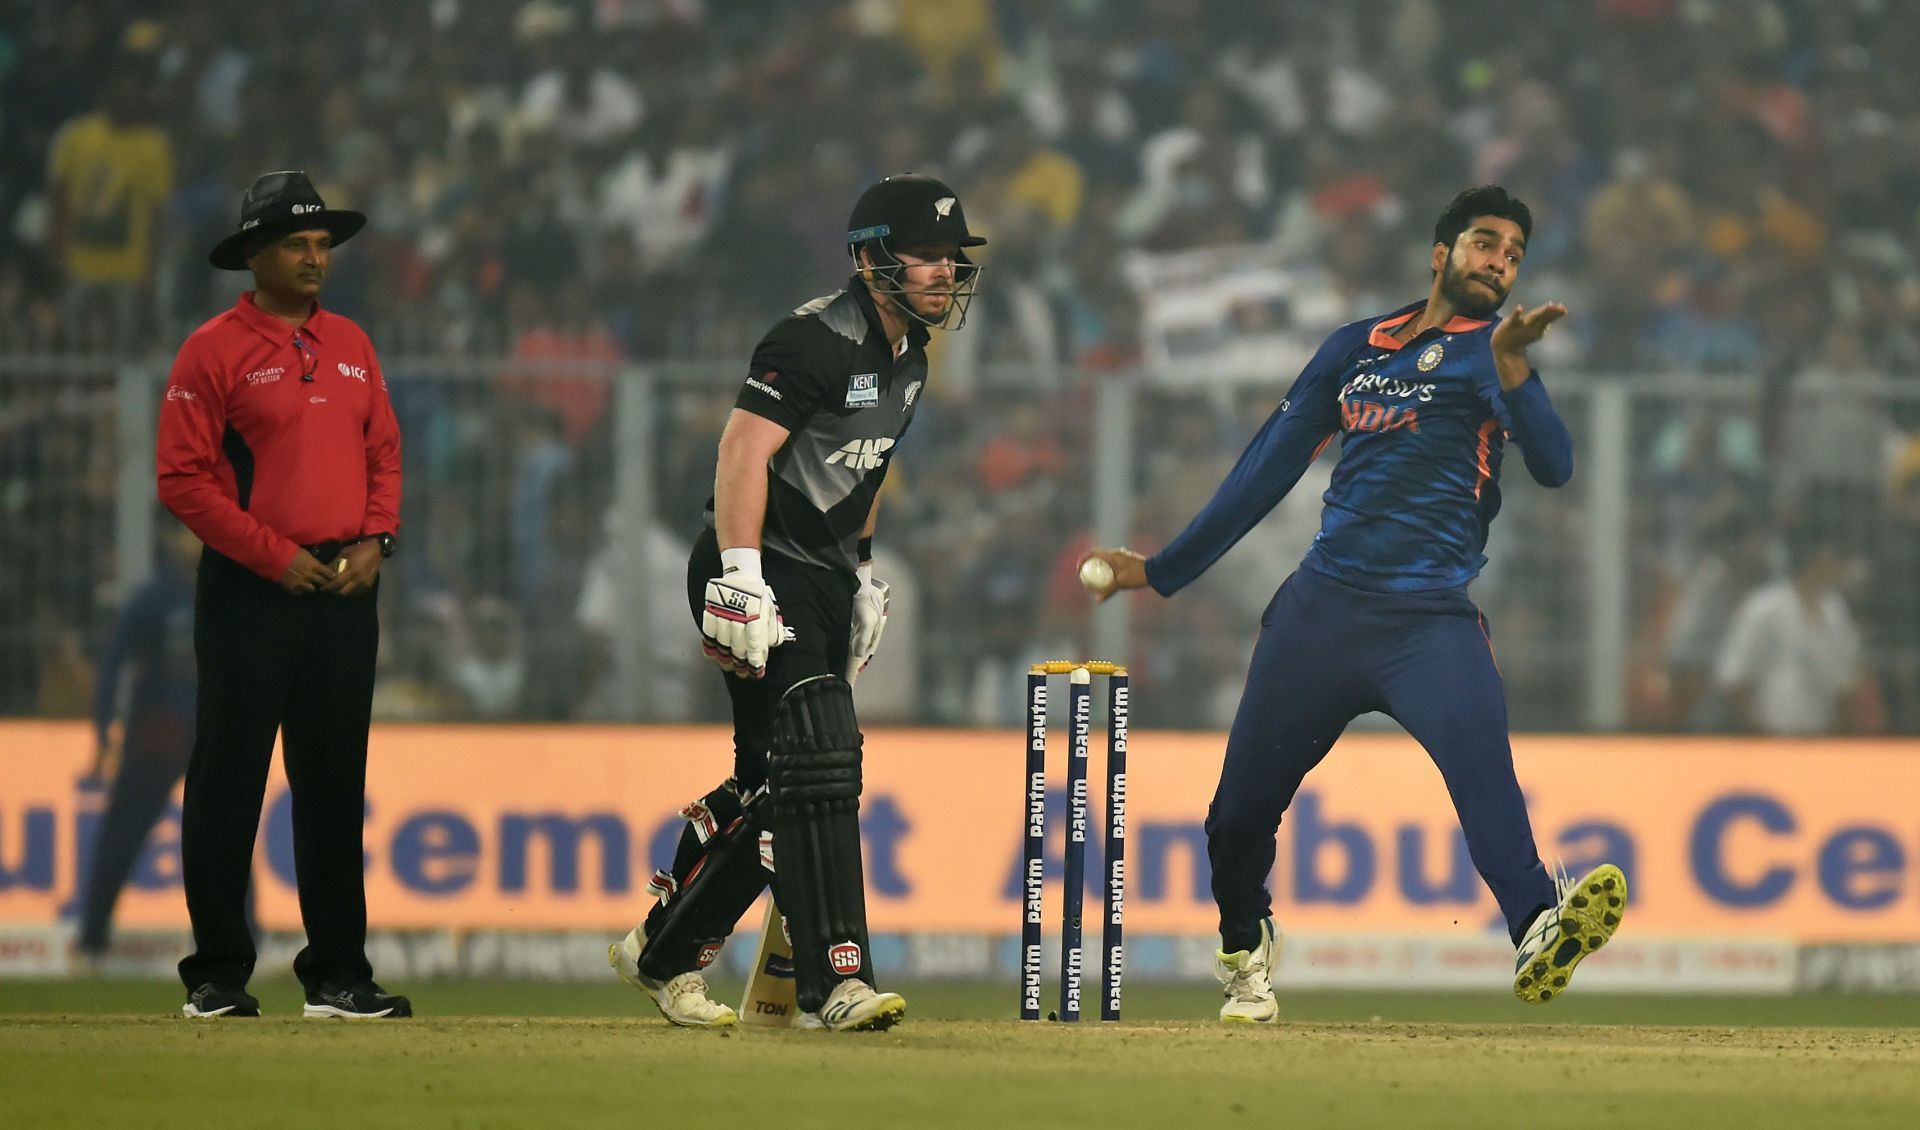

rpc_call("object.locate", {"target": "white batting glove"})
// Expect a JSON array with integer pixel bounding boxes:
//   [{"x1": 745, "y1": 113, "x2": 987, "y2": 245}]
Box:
[
  {"x1": 849, "y1": 564, "x2": 890, "y2": 675},
  {"x1": 702, "y1": 548, "x2": 784, "y2": 679}
]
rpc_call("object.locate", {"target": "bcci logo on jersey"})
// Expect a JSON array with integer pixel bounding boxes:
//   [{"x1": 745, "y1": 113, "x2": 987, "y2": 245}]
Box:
[{"x1": 825, "y1": 437, "x2": 895, "y2": 470}]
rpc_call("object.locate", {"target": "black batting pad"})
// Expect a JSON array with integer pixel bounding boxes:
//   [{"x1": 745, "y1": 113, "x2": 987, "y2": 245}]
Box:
[{"x1": 768, "y1": 676, "x2": 874, "y2": 1013}]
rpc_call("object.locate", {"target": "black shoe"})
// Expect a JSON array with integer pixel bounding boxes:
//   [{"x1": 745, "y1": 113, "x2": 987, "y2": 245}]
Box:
[
  {"x1": 183, "y1": 983, "x2": 261, "y2": 1018},
  {"x1": 303, "y1": 982, "x2": 413, "y2": 1019}
]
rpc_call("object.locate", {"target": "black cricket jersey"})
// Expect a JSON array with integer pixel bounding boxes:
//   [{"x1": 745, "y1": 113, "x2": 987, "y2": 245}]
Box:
[{"x1": 706, "y1": 276, "x2": 931, "y2": 572}]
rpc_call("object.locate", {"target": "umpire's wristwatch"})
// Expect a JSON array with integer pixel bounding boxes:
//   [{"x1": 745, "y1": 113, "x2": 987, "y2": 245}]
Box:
[{"x1": 371, "y1": 532, "x2": 397, "y2": 558}]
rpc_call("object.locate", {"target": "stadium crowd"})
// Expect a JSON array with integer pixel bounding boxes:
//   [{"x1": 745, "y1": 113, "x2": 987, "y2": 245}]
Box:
[{"x1": 2, "y1": 0, "x2": 1918, "y2": 733}]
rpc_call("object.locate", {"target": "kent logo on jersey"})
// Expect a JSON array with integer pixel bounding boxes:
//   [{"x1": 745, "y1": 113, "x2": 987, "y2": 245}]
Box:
[{"x1": 845, "y1": 372, "x2": 879, "y2": 408}]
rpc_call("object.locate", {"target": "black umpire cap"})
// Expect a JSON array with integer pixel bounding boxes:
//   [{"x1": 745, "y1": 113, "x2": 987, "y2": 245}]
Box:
[
  {"x1": 209, "y1": 171, "x2": 366, "y2": 270},
  {"x1": 846, "y1": 174, "x2": 987, "y2": 254}
]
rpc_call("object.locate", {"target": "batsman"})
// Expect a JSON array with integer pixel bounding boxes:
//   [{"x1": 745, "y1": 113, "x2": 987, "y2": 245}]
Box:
[{"x1": 610, "y1": 174, "x2": 984, "y2": 1031}]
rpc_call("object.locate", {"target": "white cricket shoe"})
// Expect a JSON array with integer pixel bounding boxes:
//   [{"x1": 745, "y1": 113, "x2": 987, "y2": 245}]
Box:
[
  {"x1": 799, "y1": 979, "x2": 905, "y2": 1032},
  {"x1": 1215, "y1": 918, "x2": 1280, "y2": 1024},
  {"x1": 608, "y1": 926, "x2": 737, "y2": 1028},
  {"x1": 1513, "y1": 862, "x2": 1628, "y2": 1004}
]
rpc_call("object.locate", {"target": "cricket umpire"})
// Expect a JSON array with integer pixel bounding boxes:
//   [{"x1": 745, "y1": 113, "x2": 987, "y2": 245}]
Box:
[
  {"x1": 156, "y1": 171, "x2": 409, "y2": 1019},
  {"x1": 610, "y1": 174, "x2": 983, "y2": 1031}
]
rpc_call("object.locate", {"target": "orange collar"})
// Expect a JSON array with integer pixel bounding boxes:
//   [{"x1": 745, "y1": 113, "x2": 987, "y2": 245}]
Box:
[{"x1": 1367, "y1": 306, "x2": 1489, "y2": 351}]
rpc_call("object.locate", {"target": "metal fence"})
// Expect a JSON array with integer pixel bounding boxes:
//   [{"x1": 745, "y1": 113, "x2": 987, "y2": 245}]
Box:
[{"x1": 4, "y1": 350, "x2": 1915, "y2": 734}]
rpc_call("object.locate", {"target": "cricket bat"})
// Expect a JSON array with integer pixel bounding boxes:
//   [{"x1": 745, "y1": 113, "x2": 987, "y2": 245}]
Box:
[{"x1": 738, "y1": 899, "x2": 798, "y2": 1027}]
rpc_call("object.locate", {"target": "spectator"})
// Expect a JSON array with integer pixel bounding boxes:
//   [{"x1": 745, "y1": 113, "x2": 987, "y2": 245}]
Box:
[
  {"x1": 1779, "y1": 326, "x2": 1903, "y2": 526},
  {"x1": 1661, "y1": 508, "x2": 1771, "y2": 731},
  {"x1": 496, "y1": 283, "x2": 618, "y2": 447},
  {"x1": 1581, "y1": 148, "x2": 1693, "y2": 367},
  {"x1": 597, "y1": 103, "x2": 732, "y2": 276},
  {"x1": 46, "y1": 65, "x2": 172, "y2": 348},
  {"x1": 895, "y1": 0, "x2": 1002, "y2": 102},
  {"x1": 445, "y1": 596, "x2": 528, "y2": 719},
  {"x1": 574, "y1": 509, "x2": 697, "y2": 722},
  {"x1": 976, "y1": 403, "x2": 1068, "y2": 494},
  {"x1": 1713, "y1": 538, "x2": 1873, "y2": 736}
]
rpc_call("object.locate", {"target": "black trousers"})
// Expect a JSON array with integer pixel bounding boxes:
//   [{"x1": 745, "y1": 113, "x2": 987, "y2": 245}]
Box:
[
  {"x1": 177, "y1": 547, "x2": 379, "y2": 995},
  {"x1": 637, "y1": 530, "x2": 856, "y2": 975}
]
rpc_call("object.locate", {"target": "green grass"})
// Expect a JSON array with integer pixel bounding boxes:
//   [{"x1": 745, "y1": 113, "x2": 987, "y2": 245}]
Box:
[
  {"x1": 4, "y1": 981, "x2": 1918, "y2": 1129},
  {"x1": 6, "y1": 976, "x2": 1919, "y2": 1027}
]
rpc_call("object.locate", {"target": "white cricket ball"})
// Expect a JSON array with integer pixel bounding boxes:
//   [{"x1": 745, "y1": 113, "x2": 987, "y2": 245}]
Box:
[{"x1": 1079, "y1": 556, "x2": 1115, "y2": 592}]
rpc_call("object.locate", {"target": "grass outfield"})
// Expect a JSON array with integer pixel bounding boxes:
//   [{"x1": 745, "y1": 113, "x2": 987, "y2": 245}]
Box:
[{"x1": 3, "y1": 981, "x2": 1918, "y2": 1130}]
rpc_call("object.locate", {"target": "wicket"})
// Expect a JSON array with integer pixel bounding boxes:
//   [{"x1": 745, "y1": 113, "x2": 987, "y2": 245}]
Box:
[{"x1": 1022, "y1": 660, "x2": 1129, "y2": 1022}]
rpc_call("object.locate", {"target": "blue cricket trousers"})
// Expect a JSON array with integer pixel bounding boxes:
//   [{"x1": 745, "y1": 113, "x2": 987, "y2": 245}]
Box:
[{"x1": 1205, "y1": 566, "x2": 1556, "y2": 951}]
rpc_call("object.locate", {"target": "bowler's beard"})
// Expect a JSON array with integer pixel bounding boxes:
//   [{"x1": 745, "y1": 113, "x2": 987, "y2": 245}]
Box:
[{"x1": 1438, "y1": 253, "x2": 1509, "y2": 319}]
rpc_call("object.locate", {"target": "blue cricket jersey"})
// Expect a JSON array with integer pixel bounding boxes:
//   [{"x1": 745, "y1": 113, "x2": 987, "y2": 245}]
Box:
[{"x1": 1146, "y1": 300, "x2": 1574, "y2": 596}]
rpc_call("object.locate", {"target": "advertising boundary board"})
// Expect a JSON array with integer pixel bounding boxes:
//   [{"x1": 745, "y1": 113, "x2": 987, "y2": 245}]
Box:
[{"x1": 5, "y1": 723, "x2": 1920, "y2": 944}]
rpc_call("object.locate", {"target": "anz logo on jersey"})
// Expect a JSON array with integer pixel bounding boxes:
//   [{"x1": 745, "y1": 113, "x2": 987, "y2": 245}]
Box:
[{"x1": 825, "y1": 437, "x2": 896, "y2": 470}]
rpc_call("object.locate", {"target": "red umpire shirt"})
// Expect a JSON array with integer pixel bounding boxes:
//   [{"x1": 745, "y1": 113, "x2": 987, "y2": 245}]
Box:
[{"x1": 157, "y1": 291, "x2": 400, "y2": 579}]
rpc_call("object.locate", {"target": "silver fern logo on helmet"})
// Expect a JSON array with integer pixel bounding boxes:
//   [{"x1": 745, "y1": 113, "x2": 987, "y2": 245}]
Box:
[{"x1": 846, "y1": 174, "x2": 988, "y2": 331}]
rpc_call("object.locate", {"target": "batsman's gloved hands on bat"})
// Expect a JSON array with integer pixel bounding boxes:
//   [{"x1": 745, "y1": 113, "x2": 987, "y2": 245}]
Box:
[
  {"x1": 702, "y1": 548, "x2": 785, "y2": 678},
  {"x1": 848, "y1": 564, "x2": 890, "y2": 674}
]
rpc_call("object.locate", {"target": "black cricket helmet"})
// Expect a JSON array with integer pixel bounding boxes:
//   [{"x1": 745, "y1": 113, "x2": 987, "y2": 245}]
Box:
[{"x1": 846, "y1": 173, "x2": 985, "y2": 330}]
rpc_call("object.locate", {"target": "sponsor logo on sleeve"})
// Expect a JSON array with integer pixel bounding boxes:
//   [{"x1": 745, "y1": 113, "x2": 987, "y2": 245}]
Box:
[
  {"x1": 746, "y1": 370, "x2": 783, "y2": 401},
  {"x1": 165, "y1": 387, "x2": 196, "y2": 402}
]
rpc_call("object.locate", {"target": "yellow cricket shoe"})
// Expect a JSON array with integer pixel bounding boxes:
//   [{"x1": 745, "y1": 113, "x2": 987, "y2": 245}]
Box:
[{"x1": 1513, "y1": 863, "x2": 1628, "y2": 1004}]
